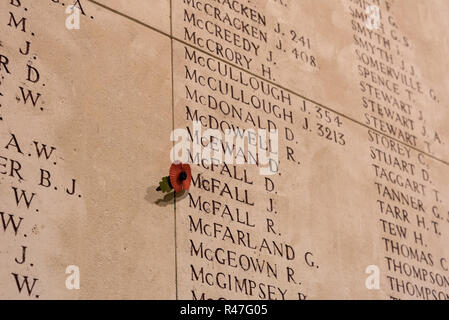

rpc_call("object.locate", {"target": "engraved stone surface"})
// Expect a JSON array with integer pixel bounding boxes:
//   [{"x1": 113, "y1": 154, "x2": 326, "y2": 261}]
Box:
[{"x1": 1, "y1": 0, "x2": 448, "y2": 300}]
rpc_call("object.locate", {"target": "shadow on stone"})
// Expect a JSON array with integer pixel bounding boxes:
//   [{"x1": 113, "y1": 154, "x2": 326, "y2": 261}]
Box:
[{"x1": 145, "y1": 186, "x2": 188, "y2": 207}]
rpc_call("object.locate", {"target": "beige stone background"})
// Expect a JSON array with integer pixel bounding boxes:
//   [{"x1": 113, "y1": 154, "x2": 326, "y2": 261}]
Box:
[{"x1": 0, "y1": 0, "x2": 448, "y2": 300}]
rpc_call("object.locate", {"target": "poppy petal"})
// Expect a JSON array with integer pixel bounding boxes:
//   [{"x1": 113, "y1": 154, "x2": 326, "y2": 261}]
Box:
[{"x1": 169, "y1": 162, "x2": 183, "y2": 192}]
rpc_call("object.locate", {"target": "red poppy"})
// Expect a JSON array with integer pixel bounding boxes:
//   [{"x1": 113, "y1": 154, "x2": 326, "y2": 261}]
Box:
[{"x1": 169, "y1": 162, "x2": 191, "y2": 192}]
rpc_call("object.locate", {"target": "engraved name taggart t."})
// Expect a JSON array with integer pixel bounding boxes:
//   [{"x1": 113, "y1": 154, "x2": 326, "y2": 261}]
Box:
[{"x1": 0, "y1": 0, "x2": 448, "y2": 300}]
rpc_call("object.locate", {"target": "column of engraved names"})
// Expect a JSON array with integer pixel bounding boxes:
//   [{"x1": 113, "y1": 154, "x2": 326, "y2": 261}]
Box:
[
  {"x1": 174, "y1": 0, "x2": 349, "y2": 299},
  {"x1": 180, "y1": 0, "x2": 319, "y2": 89},
  {"x1": 0, "y1": 0, "x2": 89, "y2": 299},
  {"x1": 178, "y1": 0, "x2": 300, "y2": 297},
  {"x1": 346, "y1": 0, "x2": 449, "y2": 299}
]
